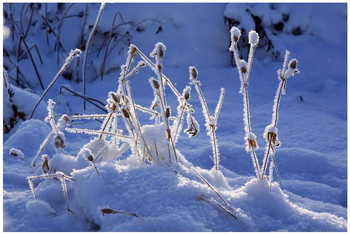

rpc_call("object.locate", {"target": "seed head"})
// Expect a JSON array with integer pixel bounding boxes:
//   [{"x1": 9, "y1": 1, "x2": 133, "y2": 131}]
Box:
[
  {"x1": 10, "y1": 150, "x2": 18, "y2": 157},
  {"x1": 54, "y1": 133, "x2": 65, "y2": 149},
  {"x1": 152, "y1": 79, "x2": 160, "y2": 90},
  {"x1": 111, "y1": 92, "x2": 119, "y2": 104},
  {"x1": 248, "y1": 30, "x2": 259, "y2": 45},
  {"x1": 101, "y1": 208, "x2": 116, "y2": 215},
  {"x1": 42, "y1": 154, "x2": 50, "y2": 174},
  {"x1": 239, "y1": 60, "x2": 248, "y2": 74},
  {"x1": 189, "y1": 66, "x2": 198, "y2": 80},
  {"x1": 129, "y1": 45, "x2": 137, "y2": 58},
  {"x1": 157, "y1": 64, "x2": 163, "y2": 72},
  {"x1": 87, "y1": 155, "x2": 94, "y2": 162},
  {"x1": 159, "y1": 48, "x2": 164, "y2": 58},
  {"x1": 289, "y1": 59, "x2": 298, "y2": 69},
  {"x1": 165, "y1": 106, "x2": 171, "y2": 118},
  {"x1": 230, "y1": 27, "x2": 241, "y2": 44},
  {"x1": 122, "y1": 108, "x2": 130, "y2": 119},
  {"x1": 248, "y1": 139, "x2": 258, "y2": 149}
]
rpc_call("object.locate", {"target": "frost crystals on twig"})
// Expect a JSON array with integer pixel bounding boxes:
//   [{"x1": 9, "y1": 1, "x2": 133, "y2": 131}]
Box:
[
  {"x1": 260, "y1": 51, "x2": 300, "y2": 180},
  {"x1": 27, "y1": 171, "x2": 76, "y2": 212},
  {"x1": 230, "y1": 27, "x2": 261, "y2": 178},
  {"x1": 189, "y1": 66, "x2": 225, "y2": 171}
]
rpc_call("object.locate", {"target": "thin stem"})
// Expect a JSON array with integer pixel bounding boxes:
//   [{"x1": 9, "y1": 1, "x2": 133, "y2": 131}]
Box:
[
  {"x1": 250, "y1": 148, "x2": 261, "y2": 179},
  {"x1": 30, "y1": 49, "x2": 81, "y2": 119},
  {"x1": 261, "y1": 79, "x2": 286, "y2": 179},
  {"x1": 126, "y1": 81, "x2": 155, "y2": 162},
  {"x1": 153, "y1": 55, "x2": 178, "y2": 163},
  {"x1": 24, "y1": 6, "x2": 34, "y2": 39},
  {"x1": 19, "y1": 36, "x2": 45, "y2": 90},
  {"x1": 212, "y1": 128, "x2": 219, "y2": 170},
  {"x1": 232, "y1": 44, "x2": 260, "y2": 177},
  {"x1": 192, "y1": 80, "x2": 220, "y2": 170},
  {"x1": 173, "y1": 101, "x2": 186, "y2": 143},
  {"x1": 101, "y1": 11, "x2": 120, "y2": 80},
  {"x1": 34, "y1": 6, "x2": 68, "y2": 56},
  {"x1": 273, "y1": 80, "x2": 286, "y2": 127},
  {"x1": 59, "y1": 86, "x2": 107, "y2": 113},
  {"x1": 83, "y1": 3, "x2": 105, "y2": 110},
  {"x1": 261, "y1": 134, "x2": 273, "y2": 179}
]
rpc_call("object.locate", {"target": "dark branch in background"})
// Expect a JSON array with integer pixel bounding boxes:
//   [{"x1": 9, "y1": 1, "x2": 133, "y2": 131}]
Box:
[
  {"x1": 83, "y1": 3, "x2": 106, "y2": 110},
  {"x1": 59, "y1": 86, "x2": 107, "y2": 113}
]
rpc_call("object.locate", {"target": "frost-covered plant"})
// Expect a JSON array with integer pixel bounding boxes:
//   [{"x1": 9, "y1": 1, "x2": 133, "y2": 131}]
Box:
[
  {"x1": 230, "y1": 26, "x2": 300, "y2": 181},
  {"x1": 189, "y1": 66, "x2": 225, "y2": 170},
  {"x1": 230, "y1": 27, "x2": 261, "y2": 178},
  {"x1": 65, "y1": 42, "x2": 203, "y2": 167},
  {"x1": 30, "y1": 48, "x2": 82, "y2": 119},
  {"x1": 9, "y1": 148, "x2": 33, "y2": 170},
  {"x1": 31, "y1": 99, "x2": 72, "y2": 167},
  {"x1": 261, "y1": 52, "x2": 299, "y2": 180},
  {"x1": 27, "y1": 171, "x2": 76, "y2": 212}
]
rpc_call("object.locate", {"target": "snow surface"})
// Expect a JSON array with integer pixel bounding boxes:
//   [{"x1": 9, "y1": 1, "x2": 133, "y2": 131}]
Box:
[{"x1": 3, "y1": 2, "x2": 347, "y2": 232}]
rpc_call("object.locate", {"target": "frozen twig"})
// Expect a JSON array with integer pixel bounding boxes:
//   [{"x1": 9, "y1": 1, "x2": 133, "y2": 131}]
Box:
[
  {"x1": 261, "y1": 51, "x2": 299, "y2": 179},
  {"x1": 229, "y1": 27, "x2": 261, "y2": 178},
  {"x1": 27, "y1": 171, "x2": 75, "y2": 211},
  {"x1": 30, "y1": 49, "x2": 81, "y2": 119},
  {"x1": 150, "y1": 43, "x2": 178, "y2": 163},
  {"x1": 189, "y1": 66, "x2": 224, "y2": 170}
]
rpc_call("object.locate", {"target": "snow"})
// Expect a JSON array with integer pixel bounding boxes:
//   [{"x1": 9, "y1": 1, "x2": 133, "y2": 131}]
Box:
[
  {"x1": 26, "y1": 199, "x2": 56, "y2": 216},
  {"x1": 3, "y1": 2, "x2": 347, "y2": 232},
  {"x1": 9, "y1": 148, "x2": 24, "y2": 159},
  {"x1": 248, "y1": 30, "x2": 259, "y2": 45}
]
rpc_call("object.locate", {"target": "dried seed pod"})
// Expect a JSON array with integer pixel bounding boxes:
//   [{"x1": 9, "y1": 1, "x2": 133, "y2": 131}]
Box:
[
  {"x1": 129, "y1": 46, "x2": 137, "y2": 58},
  {"x1": 190, "y1": 66, "x2": 198, "y2": 80},
  {"x1": 229, "y1": 27, "x2": 241, "y2": 50},
  {"x1": 230, "y1": 27, "x2": 241, "y2": 42},
  {"x1": 157, "y1": 64, "x2": 163, "y2": 72},
  {"x1": 152, "y1": 79, "x2": 160, "y2": 90},
  {"x1": 111, "y1": 92, "x2": 119, "y2": 104},
  {"x1": 54, "y1": 134, "x2": 65, "y2": 149},
  {"x1": 186, "y1": 119, "x2": 199, "y2": 137},
  {"x1": 166, "y1": 128, "x2": 172, "y2": 140},
  {"x1": 101, "y1": 208, "x2": 116, "y2": 215},
  {"x1": 159, "y1": 48, "x2": 164, "y2": 58},
  {"x1": 289, "y1": 59, "x2": 297, "y2": 69},
  {"x1": 267, "y1": 132, "x2": 280, "y2": 146},
  {"x1": 87, "y1": 155, "x2": 94, "y2": 162},
  {"x1": 248, "y1": 139, "x2": 257, "y2": 149},
  {"x1": 61, "y1": 114, "x2": 70, "y2": 122},
  {"x1": 239, "y1": 60, "x2": 248, "y2": 74},
  {"x1": 165, "y1": 106, "x2": 171, "y2": 118},
  {"x1": 121, "y1": 108, "x2": 130, "y2": 119},
  {"x1": 184, "y1": 92, "x2": 190, "y2": 101},
  {"x1": 42, "y1": 154, "x2": 50, "y2": 174},
  {"x1": 109, "y1": 103, "x2": 117, "y2": 112},
  {"x1": 233, "y1": 35, "x2": 239, "y2": 43}
]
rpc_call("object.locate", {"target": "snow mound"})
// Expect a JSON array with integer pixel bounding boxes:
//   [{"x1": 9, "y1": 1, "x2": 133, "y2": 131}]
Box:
[
  {"x1": 231, "y1": 179, "x2": 347, "y2": 232},
  {"x1": 71, "y1": 160, "x2": 250, "y2": 232},
  {"x1": 26, "y1": 200, "x2": 56, "y2": 216}
]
